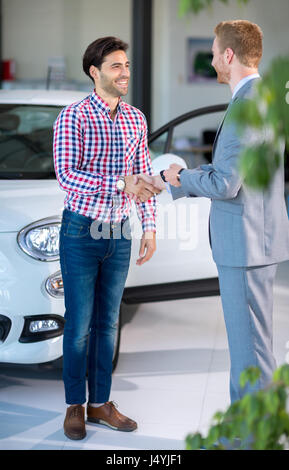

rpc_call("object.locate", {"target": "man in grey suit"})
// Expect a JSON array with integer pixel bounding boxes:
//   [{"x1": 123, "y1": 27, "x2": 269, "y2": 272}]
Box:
[{"x1": 140, "y1": 20, "x2": 289, "y2": 403}]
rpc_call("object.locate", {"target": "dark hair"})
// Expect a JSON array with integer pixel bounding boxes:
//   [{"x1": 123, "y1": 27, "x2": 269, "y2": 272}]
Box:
[{"x1": 83, "y1": 36, "x2": 129, "y2": 82}]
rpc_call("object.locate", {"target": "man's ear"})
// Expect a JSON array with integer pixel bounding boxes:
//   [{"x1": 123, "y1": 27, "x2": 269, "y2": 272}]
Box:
[
  {"x1": 225, "y1": 47, "x2": 234, "y2": 64},
  {"x1": 89, "y1": 65, "x2": 99, "y2": 81}
]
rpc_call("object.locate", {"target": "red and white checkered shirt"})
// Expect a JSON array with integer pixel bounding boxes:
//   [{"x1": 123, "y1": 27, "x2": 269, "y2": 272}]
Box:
[{"x1": 53, "y1": 90, "x2": 156, "y2": 232}]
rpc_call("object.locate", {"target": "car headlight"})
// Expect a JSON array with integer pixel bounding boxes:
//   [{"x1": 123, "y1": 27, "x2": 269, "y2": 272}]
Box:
[
  {"x1": 17, "y1": 216, "x2": 61, "y2": 261},
  {"x1": 45, "y1": 270, "x2": 64, "y2": 298}
]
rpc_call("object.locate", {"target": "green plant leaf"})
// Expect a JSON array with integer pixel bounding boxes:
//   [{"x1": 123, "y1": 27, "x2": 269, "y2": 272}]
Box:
[
  {"x1": 279, "y1": 410, "x2": 289, "y2": 435},
  {"x1": 228, "y1": 55, "x2": 289, "y2": 189},
  {"x1": 229, "y1": 99, "x2": 263, "y2": 131},
  {"x1": 185, "y1": 432, "x2": 203, "y2": 450},
  {"x1": 207, "y1": 425, "x2": 221, "y2": 446},
  {"x1": 178, "y1": 0, "x2": 250, "y2": 16},
  {"x1": 238, "y1": 143, "x2": 281, "y2": 190},
  {"x1": 273, "y1": 364, "x2": 289, "y2": 386},
  {"x1": 186, "y1": 363, "x2": 289, "y2": 451},
  {"x1": 264, "y1": 390, "x2": 280, "y2": 414},
  {"x1": 213, "y1": 410, "x2": 224, "y2": 423},
  {"x1": 239, "y1": 366, "x2": 261, "y2": 388}
]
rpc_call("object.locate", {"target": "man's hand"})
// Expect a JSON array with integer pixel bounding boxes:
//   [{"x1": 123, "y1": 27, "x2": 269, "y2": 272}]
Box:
[
  {"x1": 124, "y1": 175, "x2": 161, "y2": 202},
  {"x1": 136, "y1": 231, "x2": 156, "y2": 266},
  {"x1": 137, "y1": 173, "x2": 166, "y2": 191},
  {"x1": 130, "y1": 174, "x2": 165, "y2": 203},
  {"x1": 164, "y1": 164, "x2": 183, "y2": 187}
]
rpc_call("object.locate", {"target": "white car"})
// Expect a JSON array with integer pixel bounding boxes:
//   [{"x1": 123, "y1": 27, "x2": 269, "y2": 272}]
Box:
[{"x1": 0, "y1": 89, "x2": 224, "y2": 369}]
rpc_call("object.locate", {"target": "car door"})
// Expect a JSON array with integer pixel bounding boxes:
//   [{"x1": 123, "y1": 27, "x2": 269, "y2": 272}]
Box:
[{"x1": 126, "y1": 104, "x2": 227, "y2": 287}]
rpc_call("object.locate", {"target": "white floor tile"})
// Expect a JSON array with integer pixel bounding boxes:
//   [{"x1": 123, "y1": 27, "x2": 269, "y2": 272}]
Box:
[{"x1": 1, "y1": 261, "x2": 288, "y2": 450}]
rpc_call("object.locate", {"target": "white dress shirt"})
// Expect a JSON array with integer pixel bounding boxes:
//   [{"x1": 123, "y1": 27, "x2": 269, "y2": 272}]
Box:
[{"x1": 232, "y1": 72, "x2": 260, "y2": 100}]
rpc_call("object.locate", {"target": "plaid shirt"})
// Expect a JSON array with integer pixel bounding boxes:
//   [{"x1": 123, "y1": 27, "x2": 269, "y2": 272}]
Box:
[{"x1": 53, "y1": 90, "x2": 156, "y2": 232}]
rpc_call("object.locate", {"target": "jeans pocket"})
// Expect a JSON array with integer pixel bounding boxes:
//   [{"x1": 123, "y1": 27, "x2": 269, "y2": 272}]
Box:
[{"x1": 63, "y1": 220, "x2": 90, "y2": 238}]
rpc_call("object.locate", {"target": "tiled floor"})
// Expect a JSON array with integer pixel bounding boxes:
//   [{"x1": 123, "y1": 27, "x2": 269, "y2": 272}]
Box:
[{"x1": 0, "y1": 262, "x2": 288, "y2": 450}]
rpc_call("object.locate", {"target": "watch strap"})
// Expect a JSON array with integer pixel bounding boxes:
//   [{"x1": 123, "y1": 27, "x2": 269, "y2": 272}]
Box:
[
  {"x1": 160, "y1": 170, "x2": 167, "y2": 183},
  {"x1": 177, "y1": 168, "x2": 185, "y2": 181}
]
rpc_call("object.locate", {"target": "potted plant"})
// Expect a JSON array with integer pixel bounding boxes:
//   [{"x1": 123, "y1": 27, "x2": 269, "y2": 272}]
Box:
[{"x1": 186, "y1": 364, "x2": 289, "y2": 450}]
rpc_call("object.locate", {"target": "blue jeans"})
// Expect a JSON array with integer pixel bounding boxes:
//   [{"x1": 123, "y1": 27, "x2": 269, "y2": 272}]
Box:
[{"x1": 60, "y1": 209, "x2": 131, "y2": 405}]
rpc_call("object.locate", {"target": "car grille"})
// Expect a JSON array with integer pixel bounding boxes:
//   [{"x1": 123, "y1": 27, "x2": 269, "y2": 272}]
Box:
[{"x1": 0, "y1": 315, "x2": 12, "y2": 343}]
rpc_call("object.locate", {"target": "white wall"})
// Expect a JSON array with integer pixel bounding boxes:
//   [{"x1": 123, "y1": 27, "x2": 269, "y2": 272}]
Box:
[
  {"x1": 152, "y1": 0, "x2": 289, "y2": 130},
  {"x1": 61, "y1": 0, "x2": 132, "y2": 83},
  {"x1": 3, "y1": 0, "x2": 289, "y2": 133},
  {"x1": 2, "y1": 0, "x2": 132, "y2": 99},
  {"x1": 2, "y1": 0, "x2": 63, "y2": 79}
]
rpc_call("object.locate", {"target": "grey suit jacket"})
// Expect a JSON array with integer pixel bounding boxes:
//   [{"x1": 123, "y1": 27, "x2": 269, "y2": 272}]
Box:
[{"x1": 171, "y1": 78, "x2": 289, "y2": 267}]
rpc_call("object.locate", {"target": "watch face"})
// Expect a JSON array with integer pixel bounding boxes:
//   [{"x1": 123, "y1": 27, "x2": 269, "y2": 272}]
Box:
[{"x1": 117, "y1": 179, "x2": 126, "y2": 191}]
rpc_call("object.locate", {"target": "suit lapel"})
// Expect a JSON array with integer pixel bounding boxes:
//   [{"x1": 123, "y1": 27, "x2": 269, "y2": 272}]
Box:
[
  {"x1": 212, "y1": 100, "x2": 233, "y2": 156},
  {"x1": 212, "y1": 78, "x2": 258, "y2": 157}
]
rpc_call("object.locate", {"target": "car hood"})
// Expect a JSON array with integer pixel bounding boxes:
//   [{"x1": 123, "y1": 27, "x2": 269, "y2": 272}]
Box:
[
  {"x1": 0, "y1": 179, "x2": 65, "y2": 232},
  {"x1": 0, "y1": 153, "x2": 187, "y2": 232}
]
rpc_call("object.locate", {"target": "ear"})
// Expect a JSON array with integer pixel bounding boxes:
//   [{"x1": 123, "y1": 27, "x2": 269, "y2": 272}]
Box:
[
  {"x1": 89, "y1": 65, "x2": 99, "y2": 81},
  {"x1": 225, "y1": 47, "x2": 234, "y2": 65}
]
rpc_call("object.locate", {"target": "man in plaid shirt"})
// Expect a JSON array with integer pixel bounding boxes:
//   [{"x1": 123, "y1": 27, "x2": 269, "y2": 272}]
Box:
[{"x1": 53, "y1": 37, "x2": 160, "y2": 440}]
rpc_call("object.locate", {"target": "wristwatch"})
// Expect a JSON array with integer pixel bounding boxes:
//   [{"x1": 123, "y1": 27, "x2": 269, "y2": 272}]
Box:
[
  {"x1": 177, "y1": 168, "x2": 185, "y2": 181},
  {"x1": 116, "y1": 176, "x2": 126, "y2": 192},
  {"x1": 160, "y1": 170, "x2": 167, "y2": 182}
]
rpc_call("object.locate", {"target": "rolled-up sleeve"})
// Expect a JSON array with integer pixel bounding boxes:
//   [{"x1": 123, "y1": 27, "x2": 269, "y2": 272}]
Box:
[{"x1": 132, "y1": 115, "x2": 157, "y2": 232}]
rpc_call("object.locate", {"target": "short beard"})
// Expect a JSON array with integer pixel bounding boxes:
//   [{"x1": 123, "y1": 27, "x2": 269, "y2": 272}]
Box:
[
  {"x1": 214, "y1": 56, "x2": 231, "y2": 84},
  {"x1": 216, "y1": 68, "x2": 231, "y2": 84},
  {"x1": 99, "y1": 73, "x2": 127, "y2": 97},
  {"x1": 101, "y1": 81, "x2": 122, "y2": 97}
]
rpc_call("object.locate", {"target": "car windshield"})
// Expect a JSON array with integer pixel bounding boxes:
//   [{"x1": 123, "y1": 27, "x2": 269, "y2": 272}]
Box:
[{"x1": 0, "y1": 104, "x2": 62, "y2": 179}]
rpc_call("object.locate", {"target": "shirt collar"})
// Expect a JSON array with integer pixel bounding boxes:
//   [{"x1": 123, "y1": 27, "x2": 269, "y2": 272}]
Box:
[
  {"x1": 232, "y1": 73, "x2": 260, "y2": 100},
  {"x1": 91, "y1": 90, "x2": 124, "y2": 115}
]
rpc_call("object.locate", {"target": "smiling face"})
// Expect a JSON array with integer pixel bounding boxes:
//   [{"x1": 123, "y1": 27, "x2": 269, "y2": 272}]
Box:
[
  {"x1": 94, "y1": 50, "x2": 130, "y2": 98},
  {"x1": 211, "y1": 37, "x2": 231, "y2": 84}
]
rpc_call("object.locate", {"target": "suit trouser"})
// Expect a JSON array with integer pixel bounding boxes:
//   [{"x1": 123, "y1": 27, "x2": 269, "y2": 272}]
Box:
[{"x1": 216, "y1": 263, "x2": 277, "y2": 403}]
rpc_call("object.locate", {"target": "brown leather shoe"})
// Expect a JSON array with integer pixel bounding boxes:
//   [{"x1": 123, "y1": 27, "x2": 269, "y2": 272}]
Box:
[
  {"x1": 64, "y1": 405, "x2": 86, "y2": 440},
  {"x1": 87, "y1": 401, "x2": 137, "y2": 432}
]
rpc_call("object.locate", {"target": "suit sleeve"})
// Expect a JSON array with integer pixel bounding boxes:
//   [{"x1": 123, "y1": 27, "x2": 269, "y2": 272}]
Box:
[{"x1": 171, "y1": 122, "x2": 242, "y2": 200}]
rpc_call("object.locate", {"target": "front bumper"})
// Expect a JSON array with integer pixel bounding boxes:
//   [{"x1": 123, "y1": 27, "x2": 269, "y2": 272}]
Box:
[{"x1": 0, "y1": 232, "x2": 65, "y2": 364}]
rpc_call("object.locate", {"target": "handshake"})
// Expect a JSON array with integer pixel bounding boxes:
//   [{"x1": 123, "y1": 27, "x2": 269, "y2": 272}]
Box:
[
  {"x1": 124, "y1": 164, "x2": 184, "y2": 203},
  {"x1": 124, "y1": 174, "x2": 165, "y2": 203}
]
